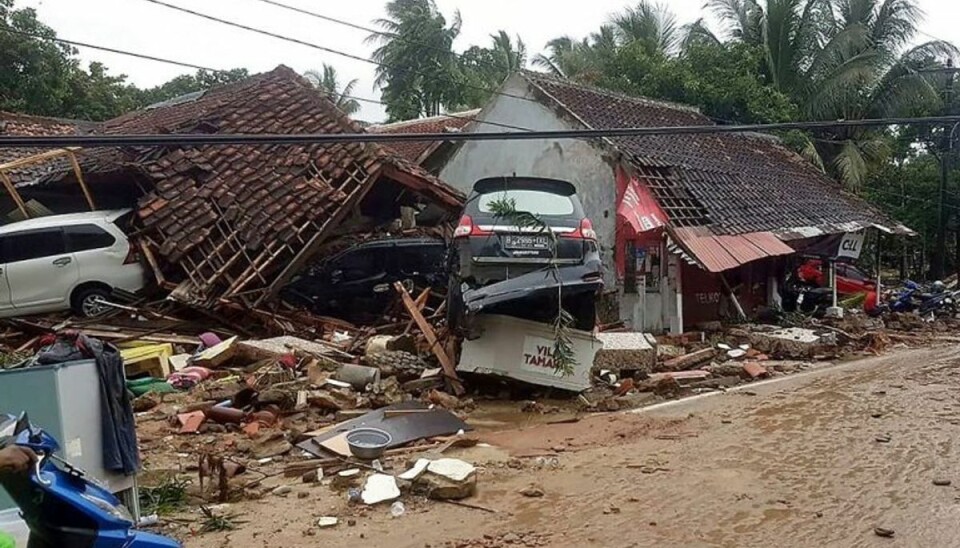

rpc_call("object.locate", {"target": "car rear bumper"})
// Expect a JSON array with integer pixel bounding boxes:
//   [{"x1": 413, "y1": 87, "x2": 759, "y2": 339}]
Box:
[{"x1": 461, "y1": 263, "x2": 603, "y2": 315}]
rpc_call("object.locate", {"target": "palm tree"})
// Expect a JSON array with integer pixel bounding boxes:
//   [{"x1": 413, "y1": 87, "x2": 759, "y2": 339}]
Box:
[
  {"x1": 366, "y1": 0, "x2": 462, "y2": 120},
  {"x1": 304, "y1": 64, "x2": 361, "y2": 115},
  {"x1": 490, "y1": 30, "x2": 527, "y2": 74},
  {"x1": 533, "y1": 37, "x2": 577, "y2": 77},
  {"x1": 610, "y1": 1, "x2": 680, "y2": 56},
  {"x1": 708, "y1": 0, "x2": 956, "y2": 188}
]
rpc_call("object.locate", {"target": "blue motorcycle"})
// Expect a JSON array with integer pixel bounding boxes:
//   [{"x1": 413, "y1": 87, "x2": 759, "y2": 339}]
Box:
[{"x1": 0, "y1": 413, "x2": 180, "y2": 548}]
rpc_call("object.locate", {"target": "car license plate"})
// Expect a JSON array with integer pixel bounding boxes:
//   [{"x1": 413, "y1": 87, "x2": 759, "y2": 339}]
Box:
[{"x1": 504, "y1": 234, "x2": 552, "y2": 250}]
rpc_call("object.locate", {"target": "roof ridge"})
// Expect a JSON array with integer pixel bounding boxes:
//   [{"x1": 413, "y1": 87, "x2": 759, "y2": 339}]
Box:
[
  {"x1": 518, "y1": 70, "x2": 706, "y2": 117},
  {"x1": 369, "y1": 109, "x2": 481, "y2": 132},
  {"x1": 0, "y1": 110, "x2": 99, "y2": 129}
]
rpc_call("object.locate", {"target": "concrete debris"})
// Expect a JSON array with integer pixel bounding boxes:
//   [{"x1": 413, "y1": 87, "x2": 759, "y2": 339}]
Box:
[
  {"x1": 415, "y1": 458, "x2": 478, "y2": 500},
  {"x1": 594, "y1": 332, "x2": 657, "y2": 374},
  {"x1": 749, "y1": 328, "x2": 824, "y2": 359},
  {"x1": 316, "y1": 517, "x2": 339, "y2": 528},
  {"x1": 361, "y1": 474, "x2": 401, "y2": 505},
  {"x1": 659, "y1": 348, "x2": 716, "y2": 372}
]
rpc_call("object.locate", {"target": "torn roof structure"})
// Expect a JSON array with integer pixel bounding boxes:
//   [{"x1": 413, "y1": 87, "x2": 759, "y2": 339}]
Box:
[
  {"x1": 5, "y1": 66, "x2": 464, "y2": 307},
  {"x1": 369, "y1": 109, "x2": 479, "y2": 167},
  {"x1": 517, "y1": 71, "x2": 912, "y2": 272}
]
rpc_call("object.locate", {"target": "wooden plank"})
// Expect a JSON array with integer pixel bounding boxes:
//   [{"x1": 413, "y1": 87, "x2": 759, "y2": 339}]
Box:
[
  {"x1": 66, "y1": 151, "x2": 96, "y2": 211},
  {"x1": 393, "y1": 282, "x2": 463, "y2": 395},
  {"x1": 0, "y1": 148, "x2": 77, "y2": 171},
  {"x1": 0, "y1": 170, "x2": 28, "y2": 218},
  {"x1": 403, "y1": 288, "x2": 431, "y2": 335},
  {"x1": 139, "y1": 240, "x2": 166, "y2": 287}
]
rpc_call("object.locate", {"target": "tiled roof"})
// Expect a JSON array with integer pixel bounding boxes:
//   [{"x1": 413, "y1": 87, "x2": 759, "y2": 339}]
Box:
[
  {"x1": 369, "y1": 110, "x2": 479, "y2": 164},
  {"x1": 8, "y1": 66, "x2": 464, "y2": 306},
  {"x1": 0, "y1": 112, "x2": 96, "y2": 184},
  {"x1": 519, "y1": 71, "x2": 909, "y2": 237}
]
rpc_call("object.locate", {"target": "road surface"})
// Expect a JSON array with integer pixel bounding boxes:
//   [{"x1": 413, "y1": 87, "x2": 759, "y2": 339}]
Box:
[{"x1": 188, "y1": 345, "x2": 960, "y2": 547}]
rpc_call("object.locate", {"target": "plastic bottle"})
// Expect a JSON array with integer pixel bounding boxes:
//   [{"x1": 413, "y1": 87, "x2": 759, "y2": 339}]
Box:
[{"x1": 390, "y1": 501, "x2": 405, "y2": 518}]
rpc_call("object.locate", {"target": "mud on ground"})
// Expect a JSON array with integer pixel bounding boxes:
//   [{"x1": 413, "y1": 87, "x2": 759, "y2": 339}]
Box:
[{"x1": 155, "y1": 344, "x2": 960, "y2": 547}]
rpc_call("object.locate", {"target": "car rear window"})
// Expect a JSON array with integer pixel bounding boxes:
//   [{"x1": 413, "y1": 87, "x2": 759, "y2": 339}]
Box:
[
  {"x1": 477, "y1": 190, "x2": 575, "y2": 216},
  {"x1": 65, "y1": 224, "x2": 117, "y2": 253}
]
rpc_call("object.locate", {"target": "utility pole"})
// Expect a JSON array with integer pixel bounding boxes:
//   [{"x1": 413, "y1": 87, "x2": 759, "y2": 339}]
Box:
[{"x1": 933, "y1": 61, "x2": 958, "y2": 280}]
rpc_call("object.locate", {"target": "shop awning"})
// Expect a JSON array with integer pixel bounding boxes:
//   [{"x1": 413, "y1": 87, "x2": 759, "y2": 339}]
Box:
[
  {"x1": 671, "y1": 227, "x2": 795, "y2": 273},
  {"x1": 617, "y1": 172, "x2": 667, "y2": 237}
]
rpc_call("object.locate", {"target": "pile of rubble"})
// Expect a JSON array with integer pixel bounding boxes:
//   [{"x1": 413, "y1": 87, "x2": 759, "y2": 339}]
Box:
[{"x1": 580, "y1": 309, "x2": 954, "y2": 412}]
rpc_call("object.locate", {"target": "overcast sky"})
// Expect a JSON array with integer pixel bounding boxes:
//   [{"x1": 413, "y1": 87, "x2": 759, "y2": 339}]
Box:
[{"x1": 15, "y1": 0, "x2": 960, "y2": 123}]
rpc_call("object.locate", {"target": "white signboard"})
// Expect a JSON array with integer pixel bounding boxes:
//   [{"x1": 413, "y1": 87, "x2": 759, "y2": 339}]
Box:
[
  {"x1": 520, "y1": 336, "x2": 566, "y2": 377},
  {"x1": 837, "y1": 232, "x2": 865, "y2": 259},
  {"x1": 458, "y1": 314, "x2": 600, "y2": 392}
]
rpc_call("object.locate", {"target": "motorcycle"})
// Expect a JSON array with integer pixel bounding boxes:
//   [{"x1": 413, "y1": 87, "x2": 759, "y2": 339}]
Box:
[
  {"x1": 782, "y1": 271, "x2": 833, "y2": 316},
  {"x1": 0, "y1": 412, "x2": 180, "y2": 548}
]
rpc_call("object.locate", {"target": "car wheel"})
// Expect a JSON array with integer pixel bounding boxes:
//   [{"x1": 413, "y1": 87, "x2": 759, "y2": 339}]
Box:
[{"x1": 72, "y1": 286, "x2": 111, "y2": 317}]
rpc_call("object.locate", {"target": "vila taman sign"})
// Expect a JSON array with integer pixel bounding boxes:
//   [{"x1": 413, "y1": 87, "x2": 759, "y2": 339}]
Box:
[
  {"x1": 521, "y1": 336, "x2": 563, "y2": 376},
  {"x1": 457, "y1": 314, "x2": 599, "y2": 392}
]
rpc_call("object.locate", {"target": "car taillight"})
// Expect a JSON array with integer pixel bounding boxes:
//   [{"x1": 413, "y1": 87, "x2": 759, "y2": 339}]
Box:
[
  {"x1": 453, "y1": 215, "x2": 492, "y2": 238},
  {"x1": 562, "y1": 218, "x2": 597, "y2": 240},
  {"x1": 124, "y1": 245, "x2": 141, "y2": 265}
]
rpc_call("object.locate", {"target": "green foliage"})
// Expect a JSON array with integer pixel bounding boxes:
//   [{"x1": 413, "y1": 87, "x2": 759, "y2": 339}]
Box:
[
  {"x1": 368, "y1": 0, "x2": 463, "y2": 121},
  {"x1": 134, "y1": 69, "x2": 249, "y2": 108},
  {"x1": 304, "y1": 64, "x2": 360, "y2": 115},
  {"x1": 597, "y1": 41, "x2": 797, "y2": 124},
  {"x1": 0, "y1": 0, "x2": 247, "y2": 121},
  {"x1": 139, "y1": 477, "x2": 190, "y2": 516},
  {"x1": 198, "y1": 506, "x2": 246, "y2": 534}
]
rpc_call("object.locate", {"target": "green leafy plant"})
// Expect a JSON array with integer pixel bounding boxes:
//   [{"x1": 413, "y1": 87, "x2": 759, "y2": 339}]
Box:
[
  {"x1": 138, "y1": 477, "x2": 190, "y2": 516},
  {"x1": 198, "y1": 506, "x2": 246, "y2": 534},
  {"x1": 486, "y1": 195, "x2": 579, "y2": 377}
]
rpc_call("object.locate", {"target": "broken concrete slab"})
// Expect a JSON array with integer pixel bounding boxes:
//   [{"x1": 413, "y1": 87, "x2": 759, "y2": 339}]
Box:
[
  {"x1": 398, "y1": 458, "x2": 430, "y2": 481},
  {"x1": 748, "y1": 328, "x2": 824, "y2": 359},
  {"x1": 416, "y1": 458, "x2": 477, "y2": 500},
  {"x1": 593, "y1": 332, "x2": 657, "y2": 374},
  {"x1": 361, "y1": 473, "x2": 401, "y2": 505}
]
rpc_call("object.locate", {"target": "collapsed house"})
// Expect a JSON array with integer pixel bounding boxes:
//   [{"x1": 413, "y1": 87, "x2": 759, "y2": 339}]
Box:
[
  {"x1": 435, "y1": 71, "x2": 911, "y2": 333},
  {"x1": 368, "y1": 109, "x2": 479, "y2": 174},
  {"x1": 0, "y1": 66, "x2": 464, "y2": 309}
]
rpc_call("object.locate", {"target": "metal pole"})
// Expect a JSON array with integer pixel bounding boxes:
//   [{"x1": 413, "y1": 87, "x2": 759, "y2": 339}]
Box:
[
  {"x1": 934, "y1": 63, "x2": 957, "y2": 280},
  {"x1": 830, "y1": 260, "x2": 838, "y2": 308}
]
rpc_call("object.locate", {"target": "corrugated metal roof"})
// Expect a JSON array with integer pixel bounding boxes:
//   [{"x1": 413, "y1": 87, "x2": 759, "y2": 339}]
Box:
[{"x1": 672, "y1": 227, "x2": 795, "y2": 273}]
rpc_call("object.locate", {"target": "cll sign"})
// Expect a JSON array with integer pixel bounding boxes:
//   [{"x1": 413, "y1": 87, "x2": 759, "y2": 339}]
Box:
[{"x1": 837, "y1": 232, "x2": 865, "y2": 259}]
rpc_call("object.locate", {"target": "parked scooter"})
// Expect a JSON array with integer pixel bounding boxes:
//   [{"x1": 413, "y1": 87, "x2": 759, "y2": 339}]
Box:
[{"x1": 0, "y1": 413, "x2": 180, "y2": 548}]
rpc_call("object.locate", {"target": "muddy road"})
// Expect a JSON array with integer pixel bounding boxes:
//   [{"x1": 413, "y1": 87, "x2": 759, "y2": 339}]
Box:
[{"x1": 187, "y1": 346, "x2": 960, "y2": 547}]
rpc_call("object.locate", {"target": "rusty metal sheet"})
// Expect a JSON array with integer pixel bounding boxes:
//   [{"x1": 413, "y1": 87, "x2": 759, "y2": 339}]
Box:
[{"x1": 673, "y1": 228, "x2": 794, "y2": 273}]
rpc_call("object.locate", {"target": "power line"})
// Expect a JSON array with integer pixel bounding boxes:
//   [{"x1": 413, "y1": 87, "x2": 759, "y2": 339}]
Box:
[
  {"x1": 137, "y1": 0, "x2": 541, "y2": 111},
  {"x1": 0, "y1": 27, "x2": 222, "y2": 73},
  {"x1": 250, "y1": 0, "x2": 482, "y2": 65},
  {"x1": 1, "y1": 26, "x2": 528, "y2": 133},
  {"x1": 6, "y1": 115, "x2": 960, "y2": 149}
]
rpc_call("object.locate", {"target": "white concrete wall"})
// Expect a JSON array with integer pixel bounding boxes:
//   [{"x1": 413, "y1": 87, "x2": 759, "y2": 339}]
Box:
[{"x1": 439, "y1": 74, "x2": 619, "y2": 286}]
